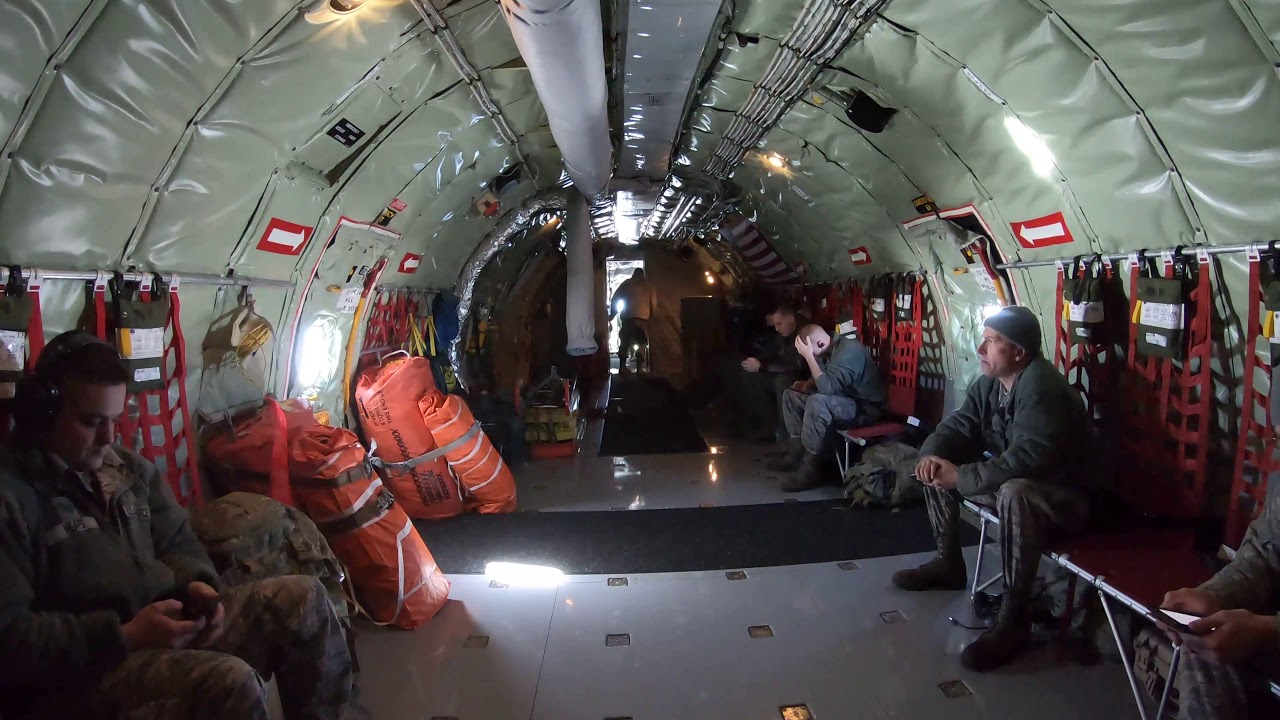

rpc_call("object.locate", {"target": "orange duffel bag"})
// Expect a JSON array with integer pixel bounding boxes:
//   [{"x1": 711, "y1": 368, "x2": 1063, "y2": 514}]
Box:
[
  {"x1": 203, "y1": 398, "x2": 313, "y2": 508},
  {"x1": 288, "y1": 423, "x2": 451, "y2": 629},
  {"x1": 354, "y1": 356, "x2": 463, "y2": 520},
  {"x1": 419, "y1": 392, "x2": 517, "y2": 514}
]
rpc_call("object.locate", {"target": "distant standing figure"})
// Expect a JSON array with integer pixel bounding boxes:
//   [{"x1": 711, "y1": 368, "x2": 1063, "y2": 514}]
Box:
[{"x1": 609, "y1": 269, "x2": 658, "y2": 373}]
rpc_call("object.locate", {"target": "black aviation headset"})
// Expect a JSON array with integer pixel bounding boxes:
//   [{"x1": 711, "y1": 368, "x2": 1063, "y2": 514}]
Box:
[{"x1": 13, "y1": 331, "x2": 120, "y2": 433}]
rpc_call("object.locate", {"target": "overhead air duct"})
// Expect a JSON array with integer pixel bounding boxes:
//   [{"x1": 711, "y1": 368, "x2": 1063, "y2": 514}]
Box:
[
  {"x1": 498, "y1": 0, "x2": 612, "y2": 196},
  {"x1": 499, "y1": 0, "x2": 611, "y2": 358},
  {"x1": 564, "y1": 192, "x2": 598, "y2": 357}
]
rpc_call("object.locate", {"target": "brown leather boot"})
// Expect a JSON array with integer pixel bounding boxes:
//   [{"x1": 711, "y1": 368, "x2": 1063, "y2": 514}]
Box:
[
  {"x1": 766, "y1": 438, "x2": 804, "y2": 471},
  {"x1": 780, "y1": 452, "x2": 827, "y2": 492},
  {"x1": 960, "y1": 597, "x2": 1033, "y2": 672},
  {"x1": 891, "y1": 552, "x2": 967, "y2": 592}
]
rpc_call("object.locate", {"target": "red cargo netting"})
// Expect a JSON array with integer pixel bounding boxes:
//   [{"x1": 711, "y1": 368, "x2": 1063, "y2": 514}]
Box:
[
  {"x1": 1053, "y1": 257, "x2": 1119, "y2": 421},
  {"x1": 1227, "y1": 246, "x2": 1280, "y2": 548},
  {"x1": 93, "y1": 274, "x2": 202, "y2": 507},
  {"x1": 885, "y1": 275, "x2": 923, "y2": 418},
  {"x1": 1115, "y1": 251, "x2": 1212, "y2": 518}
]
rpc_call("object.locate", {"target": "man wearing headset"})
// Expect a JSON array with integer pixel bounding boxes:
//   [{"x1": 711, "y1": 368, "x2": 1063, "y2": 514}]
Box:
[{"x1": 0, "y1": 332, "x2": 351, "y2": 719}]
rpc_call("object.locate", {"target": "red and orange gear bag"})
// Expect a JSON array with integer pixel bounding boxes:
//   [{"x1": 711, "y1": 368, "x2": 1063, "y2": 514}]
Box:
[{"x1": 355, "y1": 356, "x2": 464, "y2": 519}]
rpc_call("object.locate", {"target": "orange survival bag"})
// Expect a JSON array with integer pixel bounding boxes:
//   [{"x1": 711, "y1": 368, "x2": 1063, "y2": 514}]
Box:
[
  {"x1": 355, "y1": 356, "x2": 464, "y2": 519},
  {"x1": 203, "y1": 398, "x2": 311, "y2": 508},
  {"x1": 287, "y1": 422, "x2": 451, "y2": 629},
  {"x1": 419, "y1": 392, "x2": 517, "y2": 514}
]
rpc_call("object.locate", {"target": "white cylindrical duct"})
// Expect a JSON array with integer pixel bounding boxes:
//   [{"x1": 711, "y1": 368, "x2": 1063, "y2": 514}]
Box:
[
  {"x1": 565, "y1": 192, "x2": 598, "y2": 356},
  {"x1": 499, "y1": 0, "x2": 612, "y2": 196}
]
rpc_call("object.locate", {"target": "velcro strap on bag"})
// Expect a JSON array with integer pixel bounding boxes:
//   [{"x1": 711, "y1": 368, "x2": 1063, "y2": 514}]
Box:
[
  {"x1": 369, "y1": 421, "x2": 481, "y2": 472},
  {"x1": 315, "y1": 484, "x2": 396, "y2": 536},
  {"x1": 292, "y1": 464, "x2": 370, "y2": 489}
]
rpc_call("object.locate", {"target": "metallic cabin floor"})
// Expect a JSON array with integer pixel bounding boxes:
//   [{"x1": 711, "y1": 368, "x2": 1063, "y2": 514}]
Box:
[{"x1": 349, "y1": 435, "x2": 1137, "y2": 720}]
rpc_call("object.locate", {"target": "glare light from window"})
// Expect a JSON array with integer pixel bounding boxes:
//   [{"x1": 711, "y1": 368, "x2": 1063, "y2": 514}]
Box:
[
  {"x1": 982, "y1": 304, "x2": 1004, "y2": 320},
  {"x1": 297, "y1": 318, "x2": 340, "y2": 390},
  {"x1": 1004, "y1": 117, "x2": 1056, "y2": 178},
  {"x1": 484, "y1": 562, "x2": 565, "y2": 587}
]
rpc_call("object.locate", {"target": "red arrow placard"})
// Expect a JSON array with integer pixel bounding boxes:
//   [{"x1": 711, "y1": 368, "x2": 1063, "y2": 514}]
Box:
[
  {"x1": 1011, "y1": 212, "x2": 1074, "y2": 249},
  {"x1": 848, "y1": 246, "x2": 872, "y2": 266},
  {"x1": 255, "y1": 218, "x2": 313, "y2": 256},
  {"x1": 398, "y1": 252, "x2": 422, "y2": 274}
]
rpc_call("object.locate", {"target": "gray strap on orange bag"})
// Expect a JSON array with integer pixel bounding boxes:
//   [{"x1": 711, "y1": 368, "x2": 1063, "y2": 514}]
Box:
[{"x1": 367, "y1": 421, "x2": 482, "y2": 472}]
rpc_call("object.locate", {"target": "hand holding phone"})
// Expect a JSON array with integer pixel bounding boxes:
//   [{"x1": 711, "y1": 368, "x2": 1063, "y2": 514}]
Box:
[{"x1": 1157, "y1": 609, "x2": 1204, "y2": 634}]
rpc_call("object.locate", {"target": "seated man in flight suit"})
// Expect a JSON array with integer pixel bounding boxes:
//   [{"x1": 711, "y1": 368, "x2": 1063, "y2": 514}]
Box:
[
  {"x1": 892, "y1": 306, "x2": 1097, "y2": 672},
  {"x1": 0, "y1": 332, "x2": 352, "y2": 720},
  {"x1": 1161, "y1": 487, "x2": 1280, "y2": 718},
  {"x1": 771, "y1": 323, "x2": 885, "y2": 492},
  {"x1": 731, "y1": 301, "x2": 810, "y2": 443}
]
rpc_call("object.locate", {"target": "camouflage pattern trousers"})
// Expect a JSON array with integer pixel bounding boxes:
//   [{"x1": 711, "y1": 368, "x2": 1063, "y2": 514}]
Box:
[
  {"x1": 1175, "y1": 647, "x2": 1280, "y2": 719},
  {"x1": 95, "y1": 575, "x2": 351, "y2": 720},
  {"x1": 924, "y1": 479, "x2": 1089, "y2": 604},
  {"x1": 781, "y1": 389, "x2": 860, "y2": 455}
]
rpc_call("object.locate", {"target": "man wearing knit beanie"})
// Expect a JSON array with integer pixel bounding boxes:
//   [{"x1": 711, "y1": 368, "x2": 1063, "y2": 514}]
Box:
[{"x1": 891, "y1": 305, "x2": 1103, "y2": 673}]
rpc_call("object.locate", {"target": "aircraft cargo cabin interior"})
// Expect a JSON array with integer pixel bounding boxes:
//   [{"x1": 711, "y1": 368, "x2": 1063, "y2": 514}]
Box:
[{"x1": 3, "y1": 0, "x2": 1280, "y2": 718}]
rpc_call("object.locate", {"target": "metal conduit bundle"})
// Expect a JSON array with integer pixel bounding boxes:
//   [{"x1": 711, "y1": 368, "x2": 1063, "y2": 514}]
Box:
[{"x1": 703, "y1": 0, "x2": 887, "y2": 179}]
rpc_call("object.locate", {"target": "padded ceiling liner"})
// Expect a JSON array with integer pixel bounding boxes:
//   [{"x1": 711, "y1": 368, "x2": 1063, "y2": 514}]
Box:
[{"x1": 0, "y1": 0, "x2": 1276, "y2": 301}]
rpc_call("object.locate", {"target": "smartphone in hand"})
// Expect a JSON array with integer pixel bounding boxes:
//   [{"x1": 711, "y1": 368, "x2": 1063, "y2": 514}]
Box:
[{"x1": 1158, "y1": 609, "x2": 1202, "y2": 634}]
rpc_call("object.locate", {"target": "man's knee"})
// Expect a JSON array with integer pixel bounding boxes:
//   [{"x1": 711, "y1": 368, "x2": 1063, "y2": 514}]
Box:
[
  {"x1": 998, "y1": 478, "x2": 1033, "y2": 502},
  {"x1": 197, "y1": 655, "x2": 268, "y2": 716},
  {"x1": 254, "y1": 574, "x2": 329, "y2": 615},
  {"x1": 109, "y1": 651, "x2": 267, "y2": 720}
]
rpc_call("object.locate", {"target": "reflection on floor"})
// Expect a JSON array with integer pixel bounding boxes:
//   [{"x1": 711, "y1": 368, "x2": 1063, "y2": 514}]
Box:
[
  {"x1": 351, "y1": 547, "x2": 1136, "y2": 720},
  {"x1": 514, "y1": 442, "x2": 844, "y2": 512}
]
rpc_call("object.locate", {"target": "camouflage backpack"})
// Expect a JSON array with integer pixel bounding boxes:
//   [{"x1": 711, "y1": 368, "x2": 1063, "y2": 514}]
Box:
[
  {"x1": 190, "y1": 492, "x2": 352, "y2": 625},
  {"x1": 842, "y1": 441, "x2": 923, "y2": 509}
]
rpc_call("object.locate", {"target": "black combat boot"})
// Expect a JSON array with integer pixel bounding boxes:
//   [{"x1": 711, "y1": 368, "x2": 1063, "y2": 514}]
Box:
[
  {"x1": 960, "y1": 595, "x2": 1033, "y2": 672},
  {"x1": 890, "y1": 546, "x2": 968, "y2": 592},
  {"x1": 780, "y1": 452, "x2": 827, "y2": 492},
  {"x1": 766, "y1": 438, "x2": 804, "y2": 471}
]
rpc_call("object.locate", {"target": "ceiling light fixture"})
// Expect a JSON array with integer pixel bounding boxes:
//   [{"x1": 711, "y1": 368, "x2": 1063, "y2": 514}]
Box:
[
  {"x1": 304, "y1": 0, "x2": 371, "y2": 22},
  {"x1": 766, "y1": 153, "x2": 785, "y2": 169}
]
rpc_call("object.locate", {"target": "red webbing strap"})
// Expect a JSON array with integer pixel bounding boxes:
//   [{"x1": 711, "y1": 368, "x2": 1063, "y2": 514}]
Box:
[
  {"x1": 92, "y1": 275, "x2": 108, "y2": 342},
  {"x1": 25, "y1": 272, "x2": 45, "y2": 365},
  {"x1": 362, "y1": 291, "x2": 389, "y2": 351},
  {"x1": 267, "y1": 398, "x2": 297, "y2": 508},
  {"x1": 1226, "y1": 250, "x2": 1279, "y2": 547},
  {"x1": 168, "y1": 285, "x2": 202, "y2": 506}
]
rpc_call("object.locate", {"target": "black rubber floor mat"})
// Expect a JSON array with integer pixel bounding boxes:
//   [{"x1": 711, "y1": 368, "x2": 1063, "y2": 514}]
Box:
[
  {"x1": 598, "y1": 374, "x2": 708, "y2": 456},
  {"x1": 416, "y1": 502, "x2": 975, "y2": 575}
]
